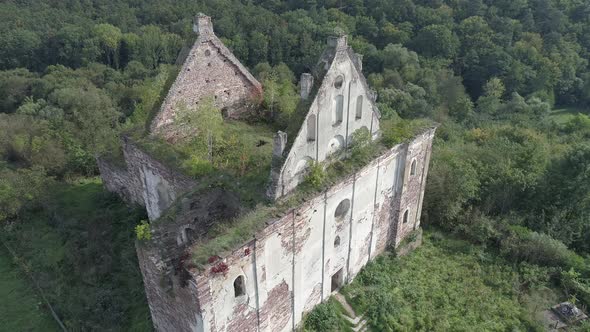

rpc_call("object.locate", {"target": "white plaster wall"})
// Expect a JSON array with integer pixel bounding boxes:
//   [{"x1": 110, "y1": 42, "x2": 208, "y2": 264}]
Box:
[
  {"x1": 293, "y1": 197, "x2": 325, "y2": 323},
  {"x1": 275, "y1": 48, "x2": 380, "y2": 198},
  {"x1": 347, "y1": 164, "x2": 379, "y2": 279},
  {"x1": 324, "y1": 179, "x2": 355, "y2": 293},
  {"x1": 141, "y1": 166, "x2": 175, "y2": 220}
]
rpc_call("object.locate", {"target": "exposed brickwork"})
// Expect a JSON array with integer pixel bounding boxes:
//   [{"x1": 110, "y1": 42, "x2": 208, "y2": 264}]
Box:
[{"x1": 151, "y1": 15, "x2": 263, "y2": 140}]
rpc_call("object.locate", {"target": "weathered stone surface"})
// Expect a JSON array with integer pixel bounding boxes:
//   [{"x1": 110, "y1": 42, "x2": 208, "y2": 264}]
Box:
[{"x1": 151, "y1": 14, "x2": 263, "y2": 140}]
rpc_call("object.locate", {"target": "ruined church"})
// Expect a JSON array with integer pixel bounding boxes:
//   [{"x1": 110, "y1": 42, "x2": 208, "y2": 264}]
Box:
[{"x1": 99, "y1": 13, "x2": 435, "y2": 332}]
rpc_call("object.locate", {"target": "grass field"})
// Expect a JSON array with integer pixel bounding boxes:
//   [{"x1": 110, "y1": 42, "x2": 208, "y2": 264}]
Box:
[{"x1": 0, "y1": 247, "x2": 58, "y2": 332}]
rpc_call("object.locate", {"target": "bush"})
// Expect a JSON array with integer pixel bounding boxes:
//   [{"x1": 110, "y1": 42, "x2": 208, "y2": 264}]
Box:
[
  {"x1": 135, "y1": 220, "x2": 152, "y2": 241},
  {"x1": 304, "y1": 162, "x2": 326, "y2": 190},
  {"x1": 302, "y1": 299, "x2": 343, "y2": 332},
  {"x1": 500, "y1": 227, "x2": 583, "y2": 269}
]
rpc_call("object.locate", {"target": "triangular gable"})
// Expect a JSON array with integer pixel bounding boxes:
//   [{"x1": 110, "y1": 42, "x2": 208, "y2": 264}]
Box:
[
  {"x1": 267, "y1": 35, "x2": 381, "y2": 199},
  {"x1": 151, "y1": 14, "x2": 263, "y2": 139}
]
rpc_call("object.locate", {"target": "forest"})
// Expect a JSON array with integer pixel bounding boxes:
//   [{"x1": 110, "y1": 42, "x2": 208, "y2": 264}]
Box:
[{"x1": 0, "y1": 0, "x2": 589, "y2": 330}]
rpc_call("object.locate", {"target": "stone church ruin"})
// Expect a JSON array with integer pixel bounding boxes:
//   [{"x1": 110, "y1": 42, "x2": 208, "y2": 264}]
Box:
[{"x1": 99, "y1": 13, "x2": 435, "y2": 332}]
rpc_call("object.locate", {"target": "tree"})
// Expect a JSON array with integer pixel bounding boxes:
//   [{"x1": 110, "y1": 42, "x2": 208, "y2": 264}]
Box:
[
  {"x1": 0, "y1": 165, "x2": 50, "y2": 223},
  {"x1": 174, "y1": 98, "x2": 223, "y2": 163},
  {"x1": 0, "y1": 29, "x2": 41, "y2": 70},
  {"x1": 411, "y1": 25, "x2": 459, "y2": 58},
  {"x1": 93, "y1": 24, "x2": 122, "y2": 68}
]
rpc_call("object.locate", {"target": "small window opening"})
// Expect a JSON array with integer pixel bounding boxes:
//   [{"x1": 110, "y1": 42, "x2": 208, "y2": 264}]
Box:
[
  {"x1": 410, "y1": 160, "x2": 417, "y2": 176},
  {"x1": 334, "y1": 236, "x2": 341, "y2": 247},
  {"x1": 307, "y1": 114, "x2": 316, "y2": 142},
  {"x1": 334, "y1": 199, "x2": 351, "y2": 221},
  {"x1": 403, "y1": 209, "x2": 409, "y2": 223},
  {"x1": 334, "y1": 95, "x2": 344, "y2": 125},
  {"x1": 334, "y1": 75, "x2": 344, "y2": 89},
  {"x1": 205, "y1": 49, "x2": 211, "y2": 56},
  {"x1": 356, "y1": 95, "x2": 363, "y2": 119},
  {"x1": 234, "y1": 275, "x2": 245, "y2": 297},
  {"x1": 207, "y1": 62, "x2": 212, "y2": 67},
  {"x1": 185, "y1": 228, "x2": 195, "y2": 243}
]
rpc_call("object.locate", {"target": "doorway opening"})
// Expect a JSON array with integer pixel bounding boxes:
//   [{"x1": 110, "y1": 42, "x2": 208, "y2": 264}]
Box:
[{"x1": 331, "y1": 268, "x2": 344, "y2": 292}]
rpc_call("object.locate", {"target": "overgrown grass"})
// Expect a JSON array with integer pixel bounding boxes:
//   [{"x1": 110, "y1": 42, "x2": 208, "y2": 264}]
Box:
[
  {"x1": 302, "y1": 298, "x2": 354, "y2": 332},
  {"x1": 325, "y1": 231, "x2": 569, "y2": 331},
  {"x1": 0, "y1": 247, "x2": 58, "y2": 331},
  {"x1": 2, "y1": 178, "x2": 152, "y2": 331}
]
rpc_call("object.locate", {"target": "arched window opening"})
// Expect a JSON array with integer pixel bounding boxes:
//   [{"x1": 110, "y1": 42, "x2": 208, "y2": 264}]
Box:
[
  {"x1": 234, "y1": 276, "x2": 245, "y2": 297},
  {"x1": 334, "y1": 199, "x2": 351, "y2": 221},
  {"x1": 334, "y1": 75, "x2": 344, "y2": 89},
  {"x1": 410, "y1": 159, "x2": 417, "y2": 176},
  {"x1": 327, "y1": 135, "x2": 345, "y2": 156},
  {"x1": 334, "y1": 236, "x2": 341, "y2": 247},
  {"x1": 403, "y1": 209, "x2": 409, "y2": 224},
  {"x1": 307, "y1": 114, "x2": 316, "y2": 142},
  {"x1": 295, "y1": 157, "x2": 312, "y2": 175},
  {"x1": 185, "y1": 228, "x2": 195, "y2": 243},
  {"x1": 356, "y1": 95, "x2": 363, "y2": 119},
  {"x1": 333, "y1": 95, "x2": 344, "y2": 125}
]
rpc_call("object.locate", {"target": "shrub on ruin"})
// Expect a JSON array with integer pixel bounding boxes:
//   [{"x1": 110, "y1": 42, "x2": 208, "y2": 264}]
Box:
[
  {"x1": 135, "y1": 220, "x2": 152, "y2": 241},
  {"x1": 304, "y1": 162, "x2": 326, "y2": 190}
]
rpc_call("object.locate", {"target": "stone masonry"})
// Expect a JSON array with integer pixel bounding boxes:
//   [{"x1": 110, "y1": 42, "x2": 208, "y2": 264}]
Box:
[{"x1": 98, "y1": 13, "x2": 436, "y2": 332}]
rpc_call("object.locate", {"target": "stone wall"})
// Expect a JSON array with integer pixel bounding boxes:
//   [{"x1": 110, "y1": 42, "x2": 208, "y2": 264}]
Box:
[
  {"x1": 187, "y1": 128, "x2": 435, "y2": 332},
  {"x1": 98, "y1": 137, "x2": 196, "y2": 221},
  {"x1": 151, "y1": 14, "x2": 263, "y2": 140}
]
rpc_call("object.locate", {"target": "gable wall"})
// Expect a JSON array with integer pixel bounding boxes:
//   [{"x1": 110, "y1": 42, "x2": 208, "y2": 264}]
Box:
[
  {"x1": 151, "y1": 38, "x2": 262, "y2": 139},
  {"x1": 269, "y1": 50, "x2": 380, "y2": 199}
]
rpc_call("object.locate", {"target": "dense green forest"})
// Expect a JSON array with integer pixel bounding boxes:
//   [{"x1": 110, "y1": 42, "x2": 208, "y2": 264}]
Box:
[{"x1": 1, "y1": 0, "x2": 589, "y2": 330}]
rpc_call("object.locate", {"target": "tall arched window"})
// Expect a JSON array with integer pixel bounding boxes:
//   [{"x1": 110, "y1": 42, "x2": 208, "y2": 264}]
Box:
[
  {"x1": 403, "y1": 209, "x2": 410, "y2": 224},
  {"x1": 355, "y1": 95, "x2": 363, "y2": 119},
  {"x1": 307, "y1": 114, "x2": 316, "y2": 142},
  {"x1": 234, "y1": 276, "x2": 245, "y2": 297},
  {"x1": 334, "y1": 95, "x2": 344, "y2": 125},
  {"x1": 410, "y1": 159, "x2": 417, "y2": 176}
]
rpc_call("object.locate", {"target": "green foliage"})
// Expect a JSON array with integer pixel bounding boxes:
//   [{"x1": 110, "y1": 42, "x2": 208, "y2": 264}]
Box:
[
  {"x1": 0, "y1": 165, "x2": 50, "y2": 223},
  {"x1": 135, "y1": 220, "x2": 152, "y2": 241},
  {"x1": 304, "y1": 162, "x2": 326, "y2": 190},
  {"x1": 349, "y1": 126, "x2": 375, "y2": 163},
  {"x1": 303, "y1": 298, "x2": 350, "y2": 332},
  {"x1": 0, "y1": 248, "x2": 58, "y2": 331},
  {"x1": 381, "y1": 118, "x2": 434, "y2": 147},
  {"x1": 1, "y1": 179, "x2": 151, "y2": 331},
  {"x1": 500, "y1": 227, "x2": 583, "y2": 269},
  {"x1": 339, "y1": 233, "x2": 545, "y2": 331}
]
